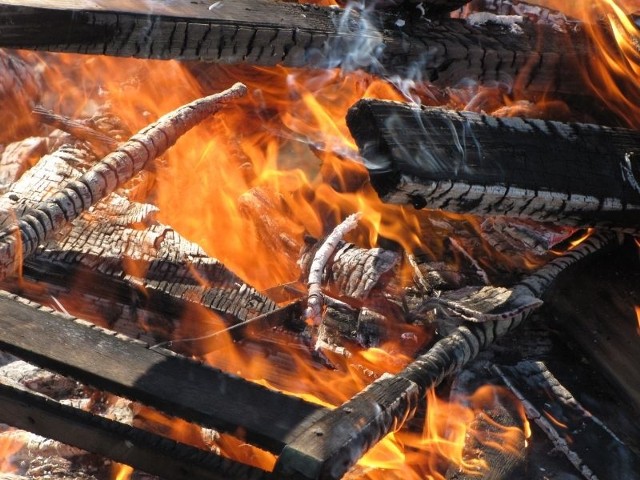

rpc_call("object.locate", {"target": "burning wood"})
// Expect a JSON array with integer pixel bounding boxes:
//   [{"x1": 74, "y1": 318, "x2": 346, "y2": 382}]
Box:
[
  {"x1": 0, "y1": 0, "x2": 636, "y2": 477},
  {"x1": 347, "y1": 99, "x2": 640, "y2": 232},
  {"x1": 495, "y1": 361, "x2": 640, "y2": 479},
  {"x1": 0, "y1": 83, "x2": 247, "y2": 280},
  {"x1": 274, "y1": 232, "x2": 618, "y2": 480}
]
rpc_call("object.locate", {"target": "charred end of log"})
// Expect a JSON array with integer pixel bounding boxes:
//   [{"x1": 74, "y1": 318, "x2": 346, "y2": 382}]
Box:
[{"x1": 345, "y1": 101, "x2": 402, "y2": 200}]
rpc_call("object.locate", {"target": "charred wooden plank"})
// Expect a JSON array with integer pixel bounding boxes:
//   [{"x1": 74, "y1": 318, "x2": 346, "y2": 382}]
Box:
[
  {"x1": 495, "y1": 361, "x2": 640, "y2": 480},
  {"x1": 0, "y1": 378, "x2": 269, "y2": 480},
  {"x1": 273, "y1": 232, "x2": 618, "y2": 480},
  {"x1": 0, "y1": 0, "x2": 592, "y2": 95},
  {"x1": 347, "y1": 100, "x2": 640, "y2": 231},
  {"x1": 0, "y1": 289, "x2": 325, "y2": 453}
]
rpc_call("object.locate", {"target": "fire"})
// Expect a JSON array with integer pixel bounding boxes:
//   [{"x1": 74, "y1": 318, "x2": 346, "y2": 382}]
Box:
[
  {"x1": 352, "y1": 386, "x2": 530, "y2": 480},
  {"x1": 111, "y1": 463, "x2": 134, "y2": 480},
  {"x1": 0, "y1": 0, "x2": 635, "y2": 477},
  {"x1": 533, "y1": 0, "x2": 640, "y2": 128},
  {"x1": 0, "y1": 431, "x2": 22, "y2": 473},
  {"x1": 635, "y1": 305, "x2": 640, "y2": 335}
]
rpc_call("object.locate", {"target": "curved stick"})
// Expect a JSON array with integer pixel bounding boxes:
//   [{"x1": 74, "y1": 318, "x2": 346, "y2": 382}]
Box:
[{"x1": 0, "y1": 82, "x2": 248, "y2": 280}]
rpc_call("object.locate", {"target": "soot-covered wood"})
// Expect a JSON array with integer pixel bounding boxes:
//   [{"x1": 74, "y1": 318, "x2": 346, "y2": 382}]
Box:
[
  {"x1": 347, "y1": 100, "x2": 640, "y2": 231},
  {"x1": 0, "y1": 0, "x2": 592, "y2": 95},
  {"x1": 0, "y1": 289, "x2": 324, "y2": 454}
]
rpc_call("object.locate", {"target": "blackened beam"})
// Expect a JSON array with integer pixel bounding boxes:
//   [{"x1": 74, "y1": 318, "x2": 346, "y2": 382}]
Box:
[
  {"x1": 0, "y1": 378, "x2": 270, "y2": 480},
  {"x1": 0, "y1": 0, "x2": 590, "y2": 95},
  {"x1": 273, "y1": 232, "x2": 618, "y2": 480},
  {"x1": 0, "y1": 289, "x2": 324, "y2": 454},
  {"x1": 347, "y1": 100, "x2": 640, "y2": 232}
]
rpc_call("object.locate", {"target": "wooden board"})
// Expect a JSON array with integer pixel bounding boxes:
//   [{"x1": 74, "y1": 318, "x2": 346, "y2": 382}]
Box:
[
  {"x1": 0, "y1": 289, "x2": 324, "y2": 454},
  {"x1": 0, "y1": 0, "x2": 591, "y2": 94},
  {"x1": 0, "y1": 378, "x2": 269, "y2": 480}
]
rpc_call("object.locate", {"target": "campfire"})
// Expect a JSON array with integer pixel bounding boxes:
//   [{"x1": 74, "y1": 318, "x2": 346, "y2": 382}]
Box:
[{"x1": 0, "y1": 0, "x2": 639, "y2": 479}]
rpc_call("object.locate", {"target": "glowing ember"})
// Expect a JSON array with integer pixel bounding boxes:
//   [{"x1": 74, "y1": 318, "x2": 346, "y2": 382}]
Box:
[{"x1": 0, "y1": 431, "x2": 22, "y2": 473}]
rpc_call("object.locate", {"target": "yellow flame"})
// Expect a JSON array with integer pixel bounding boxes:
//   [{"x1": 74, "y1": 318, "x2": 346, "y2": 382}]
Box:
[{"x1": 111, "y1": 463, "x2": 133, "y2": 480}]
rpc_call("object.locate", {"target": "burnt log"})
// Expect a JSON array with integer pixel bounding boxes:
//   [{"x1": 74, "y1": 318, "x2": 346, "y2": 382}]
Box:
[
  {"x1": 0, "y1": 0, "x2": 594, "y2": 95},
  {"x1": 273, "y1": 232, "x2": 618, "y2": 480},
  {"x1": 347, "y1": 100, "x2": 640, "y2": 232}
]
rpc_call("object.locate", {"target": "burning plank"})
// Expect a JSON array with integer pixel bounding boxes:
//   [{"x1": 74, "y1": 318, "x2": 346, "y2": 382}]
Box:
[
  {"x1": 347, "y1": 100, "x2": 640, "y2": 231},
  {"x1": 0, "y1": 289, "x2": 324, "y2": 454},
  {"x1": 0, "y1": 0, "x2": 593, "y2": 95}
]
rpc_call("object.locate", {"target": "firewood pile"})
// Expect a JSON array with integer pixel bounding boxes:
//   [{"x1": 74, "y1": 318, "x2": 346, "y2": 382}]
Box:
[{"x1": 0, "y1": 0, "x2": 639, "y2": 479}]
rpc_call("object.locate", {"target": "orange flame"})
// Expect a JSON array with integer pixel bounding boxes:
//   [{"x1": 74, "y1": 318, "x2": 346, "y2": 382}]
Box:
[
  {"x1": 635, "y1": 306, "x2": 640, "y2": 335},
  {"x1": 0, "y1": 431, "x2": 22, "y2": 473},
  {"x1": 111, "y1": 463, "x2": 133, "y2": 480},
  {"x1": 533, "y1": 0, "x2": 640, "y2": 128}
]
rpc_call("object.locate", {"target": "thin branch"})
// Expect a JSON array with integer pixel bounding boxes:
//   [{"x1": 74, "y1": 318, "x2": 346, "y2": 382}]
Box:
[{"x1": 305, "y1": 212, "x2": 362, "y2": 325}]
